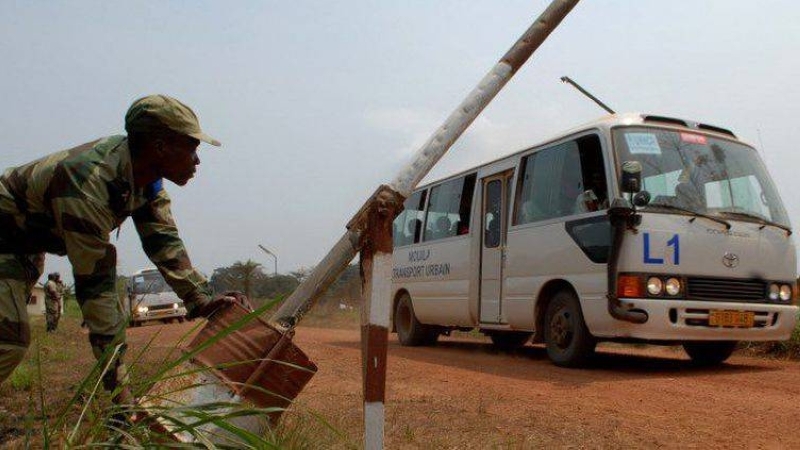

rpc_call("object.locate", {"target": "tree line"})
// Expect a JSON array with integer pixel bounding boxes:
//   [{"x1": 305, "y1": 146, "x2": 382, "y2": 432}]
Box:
[
  {"x1": 98, "y1": 261, "x2": 363, "y2": 314},
  {"x1": 208, "y1": 261, "x2": 363, "y2": 310}
]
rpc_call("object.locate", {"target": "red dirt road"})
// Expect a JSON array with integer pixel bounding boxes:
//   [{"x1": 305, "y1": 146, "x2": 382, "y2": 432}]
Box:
[{"x1": 130, "y1": 323, "x2": 800, "y2": 448}]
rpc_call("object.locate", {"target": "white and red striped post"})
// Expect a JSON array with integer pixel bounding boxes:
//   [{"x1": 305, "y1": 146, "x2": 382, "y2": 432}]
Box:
[{"x1": 358, "y1": 188, "x2": 401, "y2": 450}]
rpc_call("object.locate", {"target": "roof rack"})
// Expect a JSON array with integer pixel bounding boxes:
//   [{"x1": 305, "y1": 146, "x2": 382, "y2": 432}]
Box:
[{"x1": 642, "y1": 114, "x2": 736, "y2": 138}]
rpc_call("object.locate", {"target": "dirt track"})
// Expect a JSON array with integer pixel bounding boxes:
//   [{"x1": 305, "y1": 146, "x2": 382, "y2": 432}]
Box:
[{"x1": 130, "y1": 323, "x2": 800, "y2": 448}]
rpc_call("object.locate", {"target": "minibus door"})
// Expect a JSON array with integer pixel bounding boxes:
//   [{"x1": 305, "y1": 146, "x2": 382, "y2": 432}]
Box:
[{"x1": 479, "y1": 173, "x2": 511, "y2": 323}]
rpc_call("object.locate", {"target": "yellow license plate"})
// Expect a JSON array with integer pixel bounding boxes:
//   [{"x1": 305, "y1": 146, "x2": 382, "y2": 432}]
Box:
[{"x1": 708, "y1": 310, "x2": 755, "y2": 328}]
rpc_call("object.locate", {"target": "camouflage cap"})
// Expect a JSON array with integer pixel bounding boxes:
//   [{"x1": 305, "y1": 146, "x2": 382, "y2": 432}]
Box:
[{"x1": 125, "y1": 95, "x2": 221, "y2": 147}]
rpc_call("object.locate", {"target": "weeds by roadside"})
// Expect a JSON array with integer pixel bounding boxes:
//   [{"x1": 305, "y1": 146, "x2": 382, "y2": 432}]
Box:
[
  {"x1": 9, "y1": 360, "x2": 33, "y2": 391},
  {"x1": 1, "y1": 299, "x2": 351, "y2": 449},
  {"x1": 741, "y1": 313, "x2": 800, "y2": 359}
]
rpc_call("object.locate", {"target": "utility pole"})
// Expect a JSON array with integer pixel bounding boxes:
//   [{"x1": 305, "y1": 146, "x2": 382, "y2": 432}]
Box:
[{"x1": 258, "y1": 244, "x2": 278, "y2": 276}]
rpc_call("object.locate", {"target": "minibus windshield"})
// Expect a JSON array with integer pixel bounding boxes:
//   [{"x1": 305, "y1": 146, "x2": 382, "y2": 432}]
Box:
[
  {"x1": 613, "y1": 127, "x2": 790, "y2": 227},
  {"x1": 132, "y1": 271, "x2": 172, "y2": 294}
]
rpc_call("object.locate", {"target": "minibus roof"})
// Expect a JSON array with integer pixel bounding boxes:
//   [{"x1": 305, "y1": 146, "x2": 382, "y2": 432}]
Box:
[{"x1": 415, "y1": 112, "x2": 748, "y2": 190}]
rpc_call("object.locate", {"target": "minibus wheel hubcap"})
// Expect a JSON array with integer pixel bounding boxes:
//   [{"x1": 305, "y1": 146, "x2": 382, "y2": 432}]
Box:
[
  {"x1": 551, "y1": 310, "x2": 573, "y2": 348},
  {"x1": 398, "y1": 304, "x2": 411, "y2": 333}
]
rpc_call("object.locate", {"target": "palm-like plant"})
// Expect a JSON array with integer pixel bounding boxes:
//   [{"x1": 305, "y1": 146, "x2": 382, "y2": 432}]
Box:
[{"x1": 226, "y1": 260, "x2": 264, "y2": 299}]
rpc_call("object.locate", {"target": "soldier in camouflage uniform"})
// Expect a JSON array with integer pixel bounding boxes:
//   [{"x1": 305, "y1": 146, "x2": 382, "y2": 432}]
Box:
[
  {"x1": 0, "y1": 95, "x2": 235, "y2": 401},
  {"x1": 44, "y1": 272, "x2": 63, "y2": 332}
]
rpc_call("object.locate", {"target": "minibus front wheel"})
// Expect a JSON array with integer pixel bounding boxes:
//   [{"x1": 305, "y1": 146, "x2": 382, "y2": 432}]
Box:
[
  {"x1": 682, "y1": 341, "x2": 737, "y2": 366},
  {"x1": 544, "y1": 290, "x2": 596, "y2": 367},
  {"x1": 394, "y1": 293, "x2": 439, "y2": 346}
]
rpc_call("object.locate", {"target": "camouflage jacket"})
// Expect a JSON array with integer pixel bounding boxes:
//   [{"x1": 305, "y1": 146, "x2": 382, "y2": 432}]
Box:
[
  {"x1": 0, "y1": 136, "x2": 212, "y2": 337},
  {"x1": 45, "y1": 280, "x2": 62, "y2": 302}
]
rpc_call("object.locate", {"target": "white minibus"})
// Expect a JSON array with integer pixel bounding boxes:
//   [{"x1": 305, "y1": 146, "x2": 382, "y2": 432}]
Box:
[{"x1": 391, "y1": 113, "x2": 798, "y2": 367}]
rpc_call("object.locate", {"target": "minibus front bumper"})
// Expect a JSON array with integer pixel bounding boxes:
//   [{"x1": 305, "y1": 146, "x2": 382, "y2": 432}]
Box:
[
  {"x1": 133, "y1": 307, "x2": 188, "y2": 323},
  {"x1": 587, "y1": 298, "x2": 798, "y2": 341}
]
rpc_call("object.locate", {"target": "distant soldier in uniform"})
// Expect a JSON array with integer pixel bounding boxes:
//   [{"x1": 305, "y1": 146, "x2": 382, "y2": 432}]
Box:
[
  {"x1": 0, "y1": 95, "x2": 235, "y2": 402},
  {"x1": 44, "y1": 272, "x2": 63, "y2": 332}
]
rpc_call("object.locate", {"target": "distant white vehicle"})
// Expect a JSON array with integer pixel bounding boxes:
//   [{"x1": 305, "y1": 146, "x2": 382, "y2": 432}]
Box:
[
  {"x1": 391, "y1": 113, "x2": 798, "y2": 367},
  {"x1": 127, "y1": 268, "x2": 187, "y2": 326}
]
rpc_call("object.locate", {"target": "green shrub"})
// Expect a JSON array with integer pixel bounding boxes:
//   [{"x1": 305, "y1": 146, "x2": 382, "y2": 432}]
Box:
[
  {"x1": 32, "y1": 298, "x2": 347, "y2": 448},
  {"x1": 9, "y1": 361, "x2": 34, "y2": 391},
  {"x1": 742, "y1": 313, "x2": 800, "y2": 359}
]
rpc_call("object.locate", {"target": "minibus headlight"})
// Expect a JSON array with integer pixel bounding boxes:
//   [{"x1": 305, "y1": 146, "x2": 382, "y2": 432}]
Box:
[
  {"x1": 779, "y1": 284, "x2": 792, "y2": 302},
  {"x1": 172, "y1": 302, "x2": 179, "y2": 310},
  {"x1": 646, "y1": 277, "x2": 663, "y2": 296},
  {"x1": 137, "y1": 305, "x2": 149, "y2": 314},
  {"x1": 665, "y1": 278, "x2": 681, "y2": 296},
  {"x1": 768, "y1": 284, "x2": 780, "y2": 301}
]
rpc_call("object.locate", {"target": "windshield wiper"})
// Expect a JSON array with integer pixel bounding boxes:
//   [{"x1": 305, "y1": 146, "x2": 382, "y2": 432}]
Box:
[
  {"x1": 646, "y1": 203, "x2": 731, "y2": 229},
  {"x1": 717, "y1": 210, "x2": 792, "y2": 235}
]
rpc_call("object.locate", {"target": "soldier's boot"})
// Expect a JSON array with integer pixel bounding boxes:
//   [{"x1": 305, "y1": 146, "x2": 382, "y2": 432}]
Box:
[{"x1": 0, "y1": 253, "x2": 43, "y2": 385}]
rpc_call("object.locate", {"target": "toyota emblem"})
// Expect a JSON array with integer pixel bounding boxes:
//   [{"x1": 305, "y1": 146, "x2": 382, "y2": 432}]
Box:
[{"x1": 722, "y1": 252, "x2": 739, "y2": 268}]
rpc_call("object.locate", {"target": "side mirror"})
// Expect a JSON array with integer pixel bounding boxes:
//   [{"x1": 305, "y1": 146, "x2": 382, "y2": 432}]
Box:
[
  {"x1": 621, "y1": 161, "x2": 643, "y2": 194},
  {"x1": 632, "y1": 190, "x2": 651, "y2": 207},
  {"x1": 608, "y1": 197, "x2": 634, "y2": 217}
]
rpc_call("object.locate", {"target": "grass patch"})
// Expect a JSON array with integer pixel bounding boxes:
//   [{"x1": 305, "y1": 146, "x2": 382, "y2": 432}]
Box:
[
  {"x1": 9, "y1": 360, "x2": 34, "y2": 391},
  {"x1": 2, "y1": 300, "x2": 350, "y2": 448},
  {"x1": 268, "y1": 408, "x2": 356, "y2": 449},
  {"x1": 302, "y1": 306, "x2": 360, "y2": 330},
  {"x1": 741, "y1": 313, "x2": 800, "y2": 359}
]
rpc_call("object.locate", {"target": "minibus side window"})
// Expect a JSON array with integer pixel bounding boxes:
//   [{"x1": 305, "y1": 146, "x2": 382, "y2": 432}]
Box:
[
  {"x1": 484, "y1": 180, "x2": 502, "y2": 248},
  {"x1": 423, "y1": 173, "x2": 477, "y2": 242},
  {"x1": 514, "y1": 134, "x2": 607, "y2": 225},
  {"x1": 393, "y1": 189, "x2": 427, "y2": 247}
]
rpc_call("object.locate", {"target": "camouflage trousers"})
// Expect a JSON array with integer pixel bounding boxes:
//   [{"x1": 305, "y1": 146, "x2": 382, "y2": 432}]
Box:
[
  {"x1": 0, "y1": 253, "x2": 44, "y2": 385},
  {"x1": 45, "y1": 296, "x2": 61, "y2": 332}
]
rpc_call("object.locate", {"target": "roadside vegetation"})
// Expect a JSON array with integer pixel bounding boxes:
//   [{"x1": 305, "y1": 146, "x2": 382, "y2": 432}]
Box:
[
  {"x1": 0, "y1": 295, "x2": 351, "y2": 448},
  {"x1": 741, "y1": 314, "x2": 800, "y2": 359}
]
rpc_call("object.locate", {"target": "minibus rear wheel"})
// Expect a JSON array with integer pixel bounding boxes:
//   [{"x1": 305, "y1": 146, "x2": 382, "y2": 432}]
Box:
[
  {"x1": 682, "y1": 341, "x2": 737, "y2": 365},
  {"x1": 544, "y1": 290, "x2": 596, "y2": 367},
  {"x1": 395, "y1": 293, "x2": 438, "y2": 346}
]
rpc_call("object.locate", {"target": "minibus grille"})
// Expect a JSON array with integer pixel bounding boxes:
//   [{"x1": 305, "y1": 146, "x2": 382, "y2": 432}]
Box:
[
  {"x1": 686, "y1": 277, "x2": 766, "y2": 302},
  {"x1": 149, "y1": 303, "x2": 177, "y2": 311}
]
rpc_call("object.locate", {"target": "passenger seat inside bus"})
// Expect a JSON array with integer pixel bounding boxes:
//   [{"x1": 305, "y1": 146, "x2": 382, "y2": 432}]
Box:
[
  {"x1": 434, "y1": 216, "x2": 452, "y2": 239},
  {"x1": 407, "y1": 218, "x2": 423, "y2": 242}
]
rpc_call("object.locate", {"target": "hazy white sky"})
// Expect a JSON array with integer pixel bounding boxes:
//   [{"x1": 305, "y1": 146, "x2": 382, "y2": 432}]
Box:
[{"x1": 2, "y1": 1, "x2": 799, "y2": 281}]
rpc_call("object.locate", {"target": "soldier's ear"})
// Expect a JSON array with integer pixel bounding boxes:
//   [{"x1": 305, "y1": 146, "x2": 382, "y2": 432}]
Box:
[{"x1": 152, "y1": 137, "x2": 168, "y2": 161}]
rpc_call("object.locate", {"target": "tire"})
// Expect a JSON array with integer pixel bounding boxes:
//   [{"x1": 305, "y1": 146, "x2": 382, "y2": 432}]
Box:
[
  {"x1": 544, "y1": 290, "x2": 596, "y2": 367},
  {"x1": 683, "y1": 341, "x2": 737, "y2": 366},
  {"x1": 394, "y1": 293, "x2": 439, "y2": 346},
  {"x1": 489, "y1": 331, "x2": 533, "y2": 350},
  {"x1": 178, "y1": 317, "x2": 186, "y2": 323}
]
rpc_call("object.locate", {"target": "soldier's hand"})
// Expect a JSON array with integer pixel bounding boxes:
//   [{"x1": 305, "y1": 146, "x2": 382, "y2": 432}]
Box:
[
  {"x1": 186, "y1": 294, "x2": 238, "y2": 320},
  {"x1": 220, "y1": 290, "x2": 252, "y2": 310}
]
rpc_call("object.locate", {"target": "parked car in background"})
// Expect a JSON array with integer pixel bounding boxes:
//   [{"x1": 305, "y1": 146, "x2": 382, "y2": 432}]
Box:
[{"x1": 127, "y1": 268, "x2": 188, "y2": 326}]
